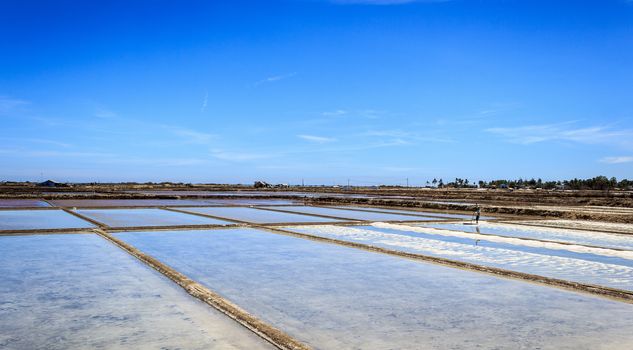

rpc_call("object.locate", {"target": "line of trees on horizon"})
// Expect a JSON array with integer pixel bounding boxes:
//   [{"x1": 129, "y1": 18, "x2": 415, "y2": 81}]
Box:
[{"x1": 423, "y1": 176, "x2": 633, "y2": 191}]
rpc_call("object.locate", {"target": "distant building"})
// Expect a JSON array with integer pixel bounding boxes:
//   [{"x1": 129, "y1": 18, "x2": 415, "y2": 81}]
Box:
[
  {"x1": 37, "y1": 180, "x2": 66, "y2": 187},
  {"x1": 254, "y1": 181, "x2": 271, "y2": 188}
]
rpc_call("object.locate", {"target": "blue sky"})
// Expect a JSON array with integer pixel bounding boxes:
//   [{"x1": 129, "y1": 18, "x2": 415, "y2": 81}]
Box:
[{"x1": 1, "y1": 0, "x2": 632, "y2": 185}]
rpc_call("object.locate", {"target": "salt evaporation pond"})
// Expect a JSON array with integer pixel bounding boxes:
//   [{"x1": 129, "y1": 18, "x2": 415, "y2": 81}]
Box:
[
  {"x1": 49, "y1": 199, "x2": 221, "y2": 208},
  {"x1": 176, "y1": 206, "x2": 343, "y2": 224},
  {"x1": 75, "y1": 208, "x2": 232, "y2": 228},
  {"x1": 287, "y1": 224, "x2": 633, "y2": 291},
  {"x1": 127, "y1": 190, "x2": 379, "y2": 198},
  {"x1": 204, "y1": 199, "x2": 297, "y2": 206},
  {"x1": 516, "y1": 219, "x2": 633, "y2": 235},
  {"x1": 324, "y1": 205, "x2": 495, "y2": 220},
  {"x1": 259, "y1": 205, "x2": 438, "y2": 222},
  {"x1": 0, "y1": 210, "x2": 94, "y2": 231},
  {"x1": 115, "y1": 228, "x2": 633, "y2": 349},
  {"x1": 423, "y1": 221, "x2": 633, "y2": 251},
  {"x1": 0, "y1": 199, "x2": 50, "y2": 208},
  {"x1": 0, "y1": 234, "x2": 274, "y2": 350}
]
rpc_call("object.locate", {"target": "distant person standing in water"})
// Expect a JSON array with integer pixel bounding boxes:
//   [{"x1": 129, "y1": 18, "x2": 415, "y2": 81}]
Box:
[{"x1": 474, "y1": 205, "x2": 481, "y2": 224}]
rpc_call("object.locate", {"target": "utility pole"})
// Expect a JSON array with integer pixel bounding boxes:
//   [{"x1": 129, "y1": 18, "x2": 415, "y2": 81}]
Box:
[
  {"x1": 347, "y1": 179, "x2": 350, "y2": 189},
  {"x1": 406, "y1": 177, "x2": 409, "y2": 187},
  {"x1": 301, "y1": 178, "x2": 304, "y2": 187}
]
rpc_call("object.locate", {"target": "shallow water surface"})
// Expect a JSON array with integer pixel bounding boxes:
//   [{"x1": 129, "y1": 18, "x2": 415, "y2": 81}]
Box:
[
  {"x1": 0, "y1": 210, "x2": 94, "y2": 231},
  {"x1": 259, "y1": 205, "x2": 437, "y2": 222},
  {"x1": 287, "y1": 224, "x2": 633, "y2": 291},
  {"x1": 516, "y1": 219, "x2": 633, "y2": 235},
  {"x1": 75, "y1": 208, "x2": 232, "y2": 227},
  {"x1": 176, "y1": 206, "x2": 343, "y2": 224},
  {"x1": 49, "y1": 199, "x2": 220, "y2": 207},
  {"x1": 0, "y1": 234, "x2": 274, "y2": 350},
  {"x1": 423, "y1": 221, "x2": 633, "y2": 251},
  {"x1": 0, "y1": 199, "x2": 50, "y2": 208},
  {"x1": 205, "y1": 199, "x2": 298, "y2": 206},
  {"x1": 116, "y1": 228, "x2": 633, "y2": 349},
  {"x1": 325, "y1": 205, "x2": 495, "y2": 220}
]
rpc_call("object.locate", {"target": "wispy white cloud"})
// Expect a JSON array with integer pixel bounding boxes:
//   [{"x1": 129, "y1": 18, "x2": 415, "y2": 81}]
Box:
[
  {"x1": 98, "y1": 156, "x2": 207, "y2": 167},
  {"x1": 362, "y1": 129, "x2": 453, "y2": 143},
  {"x1": 209, "y1": 137, "x2": 410, "y2": 164},
  {"x1": 0, "y1": 148, "x2": 114, "y2": 158},
  {"x1": 321, "y1": 109, "x2": 383, "y2": 119},
  {"x1": 434, "y1": 103, "x2": 520, "y2": 127},
  {"x1": 0, "y1": 96, "x2": 29, "y2": 115},
  {"x1": 362, "y1": 130, "x2": 410, "y2": 138},
  {"x1": 210, "y1": 149, "x2": 274, "y2": 162},
  {"x1": 95, "y1": 107, "x2": 118, "y2": 119},
  {"x1": 321, "y1": 109, "x2": 348, "y2": 117},
  {"x1": 300, "y1": 109, "x2": 386, "y2": 127},
  {"x1": 88, "y1": 108, "x2": 217, "y2": 145},
  {"x1": 0, "y1": 146, "x2": 208, "y2": 167},
  {"x1": 486, "y1": 122, "x2": 633, "y2": 146},
  {"x1": 357, "y1": 109, "x2": 384, "y2": 119},
  {"x1": 314, "y1": 138, "x2": 411, "y2": 153},
  {"x1": 600, "y1": 156, "x2": 633, "y2": 164},
  {"x1": 201, "y1": 91, "x2": 208, "y2": 112},
  {"x1": 254, "y1": 72, "x2": 297, "y2": 86},
  {"x1": 297, "y1": 134, "x2": 336, "y2": 143},
  {"x1": 164, "y1": 126, "x2": 215, "y2": 144},
  {"x1": 0, "y1": 137, "x2": 71, "y2": 148}
]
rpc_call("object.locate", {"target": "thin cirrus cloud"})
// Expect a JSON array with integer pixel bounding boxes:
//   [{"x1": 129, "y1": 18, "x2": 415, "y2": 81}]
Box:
[
  {"x1": 485, "y1": 122, "x2": 633, "y2": 146},
  {"x1": 321, "y1": 109, "x2": 383, "y2": 119},
  {"x1": 0, "y1": 137, "x2": 71, "y2": 148},
  {"x1": 600, "y1": 156, "x2": 633, "y2": 164},
  {"x1": 165, "y1": 126, "x2": 215, "y2": 144},
  {"x1": 0, "y1": 148, "x2": 115, "y2": 158},
  {"x1": 201, "y1": 91, "x2": 208, "y2": 112},
  {"x1": 210, "y1": 149, "x2": 274, "y2": 162},
  {"x1": 362, "y1": 129, "x2": 453, "y2": 143},
  {"x1": 297, "y1": 134, "x2": 336, "y2": 143},
  {"x1": 89, "y1": 108, "x2": 216, "y2": 145},
  {"x1": 254, "y1": 72, "x2": 297, "y2": 86},
  {"x1": 0, "y1": 96, "x2": 29, "y2": 115},
  {"x1": 321, "y1": 109, "x2": 348, "y2": 117},
  {"x1": 94, "y1": 107, "x2": 118, "y2": 119}
]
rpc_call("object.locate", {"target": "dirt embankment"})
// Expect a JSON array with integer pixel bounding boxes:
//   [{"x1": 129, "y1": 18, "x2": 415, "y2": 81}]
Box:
[
  {"x1": 2, "y1": 184, "x2": 630, "y2": 207},
  {"x1": 2, "y1": 184, "x2": 632, "y2": 221},
  {"x1": 306, "y1": 197, "x2": 633, "y2": 224}
]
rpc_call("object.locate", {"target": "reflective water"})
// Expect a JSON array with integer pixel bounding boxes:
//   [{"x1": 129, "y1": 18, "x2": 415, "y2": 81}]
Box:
[
  {"x1": 75, "y1": 208, "x2": 232, "y2": 227},
  {"x1": 516, "y1": 219, "x2": 633, "y2": 235},
  {"x1": 326, "y1": 205, "x2": 495, "y2": 220},
  {"x1": 116, "y1": 228, "x2": 633, "y2": 349},
  {"x1": 176, "y1": 206, "x2": 343, "y2": 224},
  {"x1": 49, "y1": 199, "x2": 221, "y2": 207},
  {"x1": 259, "y1": 205, "x2": 437, "y2": 222},
  {"x1": 0, "y1": 234, "x2": 274, "y2": 350},
  {"x1": 205, "y1": 199, "x2": 297, "y2": 206},
  {"x1": 423, "y1": 221, "x2": 633, "y2": 251},
  {"x1": 0, "y1": 210, "x2": 94, "y2": 231},
  {"x1": 126, "y1": 190, "x2": 412, "y2": 199},
  {"x1": 287, "y1": 224, "x2": 633, "y2": 291},
  {"x1": 0, "y1": 199, "x2": 50, "y2": 208}
]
